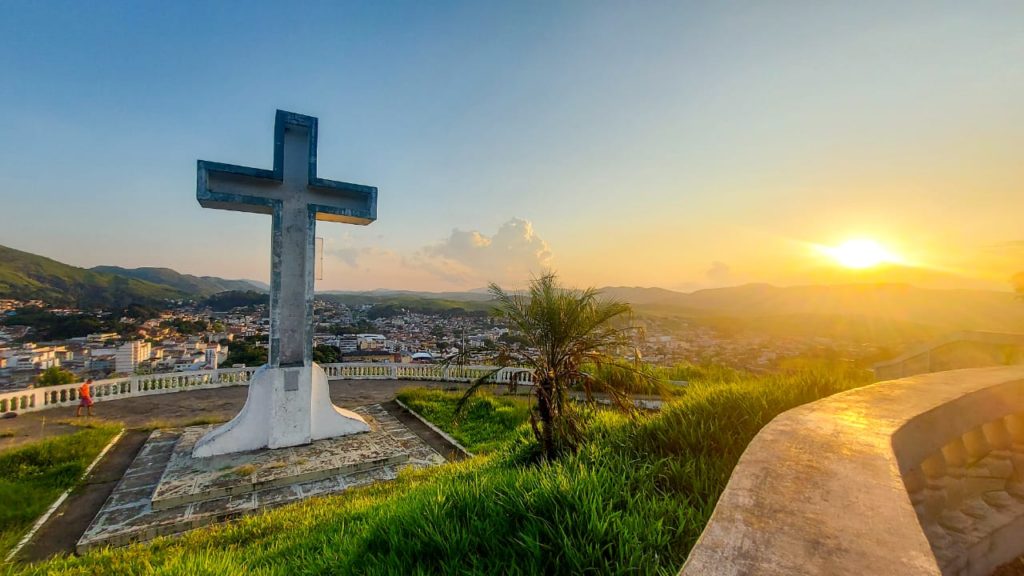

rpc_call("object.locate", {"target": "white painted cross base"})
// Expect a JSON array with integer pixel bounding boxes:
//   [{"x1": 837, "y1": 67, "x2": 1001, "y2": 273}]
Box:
[{"x1": 192, "y1": 363, "x2": 369, "y2": 458}]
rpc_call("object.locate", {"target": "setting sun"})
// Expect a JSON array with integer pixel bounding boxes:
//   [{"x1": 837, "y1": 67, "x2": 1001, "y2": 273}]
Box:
[{"x1": 824, "y1": 239, "x2": 898, "y2": 269}]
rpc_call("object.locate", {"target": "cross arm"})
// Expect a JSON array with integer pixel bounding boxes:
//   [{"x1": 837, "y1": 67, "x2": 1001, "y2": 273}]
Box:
[
  {"x1": 306, "y1": 179, "x2": 378, "y2": 224},
  {"x1": 196, "y1": 160, "x2": 280, "y2": 215}
]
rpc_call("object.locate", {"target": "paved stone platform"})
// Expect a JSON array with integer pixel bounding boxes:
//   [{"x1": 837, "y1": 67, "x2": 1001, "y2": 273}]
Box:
[
  {"x1": 151, "y1": 416, "x2": 408, "y2": 510},
  {"x1": 77, "y1": 404, "x2": 445, "y2": 553}
]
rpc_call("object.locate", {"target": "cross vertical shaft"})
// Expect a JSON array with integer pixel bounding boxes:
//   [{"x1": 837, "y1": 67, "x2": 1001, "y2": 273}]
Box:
[{"x1": 271, "y1": 122, "x2": 317, "y2": 368}]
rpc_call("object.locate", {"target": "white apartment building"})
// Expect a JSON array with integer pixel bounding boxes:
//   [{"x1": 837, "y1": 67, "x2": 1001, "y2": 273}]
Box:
[
  {"x1": 205, "y1": 348, "x2": 219, "y2": 370},
  {"x1": 2, "y1": 345, "x2": 62, "y2": 370},
  {"x1": 330, "y1": 335, "x2": 358, "y2": 353},
  {"x1": 116, "y1": 341, "x2": 152, "y2": 374}
]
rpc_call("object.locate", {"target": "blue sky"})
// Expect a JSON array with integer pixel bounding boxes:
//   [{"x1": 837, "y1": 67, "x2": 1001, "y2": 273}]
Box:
[{"x1": 2, "y1": 2, "x2": 1023, "y2": 291}]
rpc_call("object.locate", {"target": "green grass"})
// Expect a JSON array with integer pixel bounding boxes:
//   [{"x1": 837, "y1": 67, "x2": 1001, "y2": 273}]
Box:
[
  {"x1": 397, "y1": 388, "x2": 530, "y2": 454},
  {"x1": 14, "y1": 366, "x2": 870, "y2": 575},
  {"x1": 0, "y1": 423, "x2": 121, "y2": 556},
  {"x1": 654, "y1": 362, "x2": 747, "y2": 385},
  {"x1": 577, "y1": 361, "x2": 672, "y2": 396},
  {"x1": 137, "y1": 416, "x2": 228, "y2": 431}
]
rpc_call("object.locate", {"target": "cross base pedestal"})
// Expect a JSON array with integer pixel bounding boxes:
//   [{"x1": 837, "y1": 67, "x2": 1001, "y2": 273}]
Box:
[{"x1": 192, "y1": 363, "x2": 369, "y2": 458}]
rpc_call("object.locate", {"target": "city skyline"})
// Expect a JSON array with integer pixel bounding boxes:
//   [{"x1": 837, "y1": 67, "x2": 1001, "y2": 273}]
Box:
[{"x1": 2, "y1": 2, "x2": 1023, "y2": 292}]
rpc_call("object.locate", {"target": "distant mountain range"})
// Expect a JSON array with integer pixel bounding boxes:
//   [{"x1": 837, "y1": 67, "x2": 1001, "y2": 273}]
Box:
[
  {"x1": 3, "y1": 244, "x2": 1022, "y2": 344},
  {"x1": 599, "y1": 283, "x2": 1024, "y2": 344},
  {"x1": 0, "y1": 244, "x2": 265, "y2": 308},
  {"x1": 92, "y1": 266, "x2": 266, "y2": 296},
  {"x1": 601, "y1": 283, "x2": 1024, "y2": 330},
  {"x1": 320, "y1": 289, "x2": 494, "y2": 302},
  {"x1": 328, "y1": 283, "x2": 1024, "y2": 343}
]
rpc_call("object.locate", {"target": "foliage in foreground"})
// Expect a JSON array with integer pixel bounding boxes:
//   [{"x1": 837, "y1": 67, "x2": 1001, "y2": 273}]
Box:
[
  {"x1": 398, "y1": 389, "x2": 530, "y2": 454},
  {"x1": 469, "y1": 272, "x2": 643, "y2": 459},
  {"x1": 17, "y1": 366, "x2": 870, "y2": 576},
  {"x1": 0, "y1": 424, "x2": 121, "y2": 556}
]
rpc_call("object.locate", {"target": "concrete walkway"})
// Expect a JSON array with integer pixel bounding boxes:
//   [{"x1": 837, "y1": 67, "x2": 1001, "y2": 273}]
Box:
[
  {"x1": 14, "y1": 430, "x2": 151, "y2": 562},
  {"x1": 0, "y1": 379, "x2": 459, "y2": 449}
]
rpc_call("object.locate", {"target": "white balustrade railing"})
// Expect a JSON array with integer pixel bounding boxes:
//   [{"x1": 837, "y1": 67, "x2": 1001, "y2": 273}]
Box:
[
  {"x1": 0, "y1": 363, "x2": 534, "y2": 417},
  {"x1": 320, "y1": 362, "x2": 534, "y2": 386}
]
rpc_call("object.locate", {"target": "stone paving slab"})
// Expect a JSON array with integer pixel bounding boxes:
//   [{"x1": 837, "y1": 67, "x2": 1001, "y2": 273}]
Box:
[
  {"x1": 77, "y1": 404, "x2": 445, "y2": 553},
  {"x1": 151, "y1": 412, "x2": 408, "y2": 510}
]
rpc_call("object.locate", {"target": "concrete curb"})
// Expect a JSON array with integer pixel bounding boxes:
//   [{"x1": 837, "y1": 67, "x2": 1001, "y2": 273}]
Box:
[
  {"x1": 5, "y1": 428, "x2": 125, "y2": 563},
  {"x1": 393, "y1": 399, "x2": 474, "y2": 458}
]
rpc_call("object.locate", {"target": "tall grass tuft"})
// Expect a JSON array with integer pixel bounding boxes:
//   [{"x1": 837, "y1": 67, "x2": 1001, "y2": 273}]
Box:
[
  {"x1": 579, "y1": 361, "x2": 670, "y2": 396},
  {"x1": 398, "y1": 388, "x2": 531, "y2": 454}
]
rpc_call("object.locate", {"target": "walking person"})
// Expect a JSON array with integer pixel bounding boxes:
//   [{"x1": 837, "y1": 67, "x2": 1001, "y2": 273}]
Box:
[{"x1": 76, "y1": 378, "x2": 94, "y2": 417}]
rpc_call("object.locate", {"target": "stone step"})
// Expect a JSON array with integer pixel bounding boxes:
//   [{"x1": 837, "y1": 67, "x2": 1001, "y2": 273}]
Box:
[{"x1": 78, "y1": 463, "x2": 403, "y2": 553}]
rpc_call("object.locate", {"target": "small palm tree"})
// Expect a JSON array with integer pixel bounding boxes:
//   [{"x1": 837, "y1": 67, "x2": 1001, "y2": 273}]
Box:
[{"x1": 457, "y1": 272, "x2": 648, "y2": 459}]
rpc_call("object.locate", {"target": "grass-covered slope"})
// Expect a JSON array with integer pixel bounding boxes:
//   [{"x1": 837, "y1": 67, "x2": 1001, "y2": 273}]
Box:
[
  {"x1": 91, "y1": 266, "x2": 264, "y2": 297},
  {"x1": 17, "y1": 365, "x2": 869, "y2": 575},
  {"x1": 397, "y1": 389, "x2": 530, "y2": 454},
  {"x1": 0, "y1": 423, "x2": 121, "y2": 556},
  {"x1": 0, "y1": 245, "x2": 184, "y2": 308}
]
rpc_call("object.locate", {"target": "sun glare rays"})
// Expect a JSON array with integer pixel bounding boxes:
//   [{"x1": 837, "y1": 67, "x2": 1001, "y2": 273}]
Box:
[{"x1": 816, "y1": 239, "x2": 902, "y2": 270}]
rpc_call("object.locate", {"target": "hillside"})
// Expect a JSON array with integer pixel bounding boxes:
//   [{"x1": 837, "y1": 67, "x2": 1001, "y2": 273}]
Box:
[
  {"x1": 0, "y1": 245, "x2": 185, "y2": 308},
  {"x1": 322, "y1": 283, "x2": 1024, "y2": 338},
  {"x1": 614, "y1": 283, "x2": 1024, "y2": 334},
  {"x1": 92, "y1": 266, "x2": 265, "y2": 297},
  {"x1": 0, "y1": 245, "x2": 266, "y2": 309},
  {"x1": 318, "y1": 293, "x2": 494, "y2": 315},
  {"x1": 320, "y1": 289, "x2": 494, "y2": 302}
]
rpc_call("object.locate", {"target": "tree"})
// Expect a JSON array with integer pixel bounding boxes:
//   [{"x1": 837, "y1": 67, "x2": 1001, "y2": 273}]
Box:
[
  {"x1": 498, "y1": 332, "x2": 529, "y2": 348},
  {"x1": 457, "y1": 272, "x2": 646, "y2": 460},
  {"x1": 37, "y1": 366, "x2": 76, "y2": 387},
  {"x1": 313, "y1": 344, "x2": 341, "y2": 364},
  {"x1": 224, "y1": 339, "x2": 268, "y2": 367}
]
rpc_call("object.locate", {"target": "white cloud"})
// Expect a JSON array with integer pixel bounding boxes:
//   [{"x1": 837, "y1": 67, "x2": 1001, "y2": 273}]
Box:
[
  {"x1": 325, "y1": 234, "x2": 398, "y2": 273},
  {"x1": 415, "y1": 218, "x2": 553, "y2": 286},
  {"x1": 321, "y1": 218, "x2": 553, "y2": 290}
]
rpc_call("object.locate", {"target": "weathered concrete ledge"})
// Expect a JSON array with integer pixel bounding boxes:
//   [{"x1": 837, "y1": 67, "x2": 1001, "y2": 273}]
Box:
[{"x1": 680, "y1": 365, "x2": 1024, "y2": 576}]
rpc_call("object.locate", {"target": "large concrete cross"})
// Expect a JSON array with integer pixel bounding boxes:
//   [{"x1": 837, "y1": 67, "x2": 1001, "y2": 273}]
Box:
[
  {"x1": 198, "y1": 110, "x2": 376, "y2": 367},
  {"x1": 192, "y1": 110, "x2": 375, "y2": 457}
]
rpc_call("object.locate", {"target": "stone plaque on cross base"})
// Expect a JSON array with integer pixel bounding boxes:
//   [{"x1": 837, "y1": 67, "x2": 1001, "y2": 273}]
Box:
[{"x1": 191, "y1": 110, "x2": 376, "y2": 457}]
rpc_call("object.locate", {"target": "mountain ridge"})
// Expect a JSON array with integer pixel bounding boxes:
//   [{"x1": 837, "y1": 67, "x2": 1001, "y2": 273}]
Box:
[
  {"x1": 0, "y1": 244, "x2": 265, "y2": 308},
  {"x1": 91, "y1": 266, "x2": 266, "y2": 296},
  {"x1": 0, "y1": 244, "x2": 185, "y2": 308}
]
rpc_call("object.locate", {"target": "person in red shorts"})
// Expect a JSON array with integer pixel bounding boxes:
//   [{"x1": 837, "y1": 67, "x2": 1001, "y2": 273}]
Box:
[{"x1": 76, "y1": 378, "x2": 94, "y2": 417}]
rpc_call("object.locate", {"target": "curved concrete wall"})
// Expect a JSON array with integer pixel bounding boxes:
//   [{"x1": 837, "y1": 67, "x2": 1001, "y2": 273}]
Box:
[{"x1": 680, "y1": 366, "x2": 1024, "y2": 576}]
